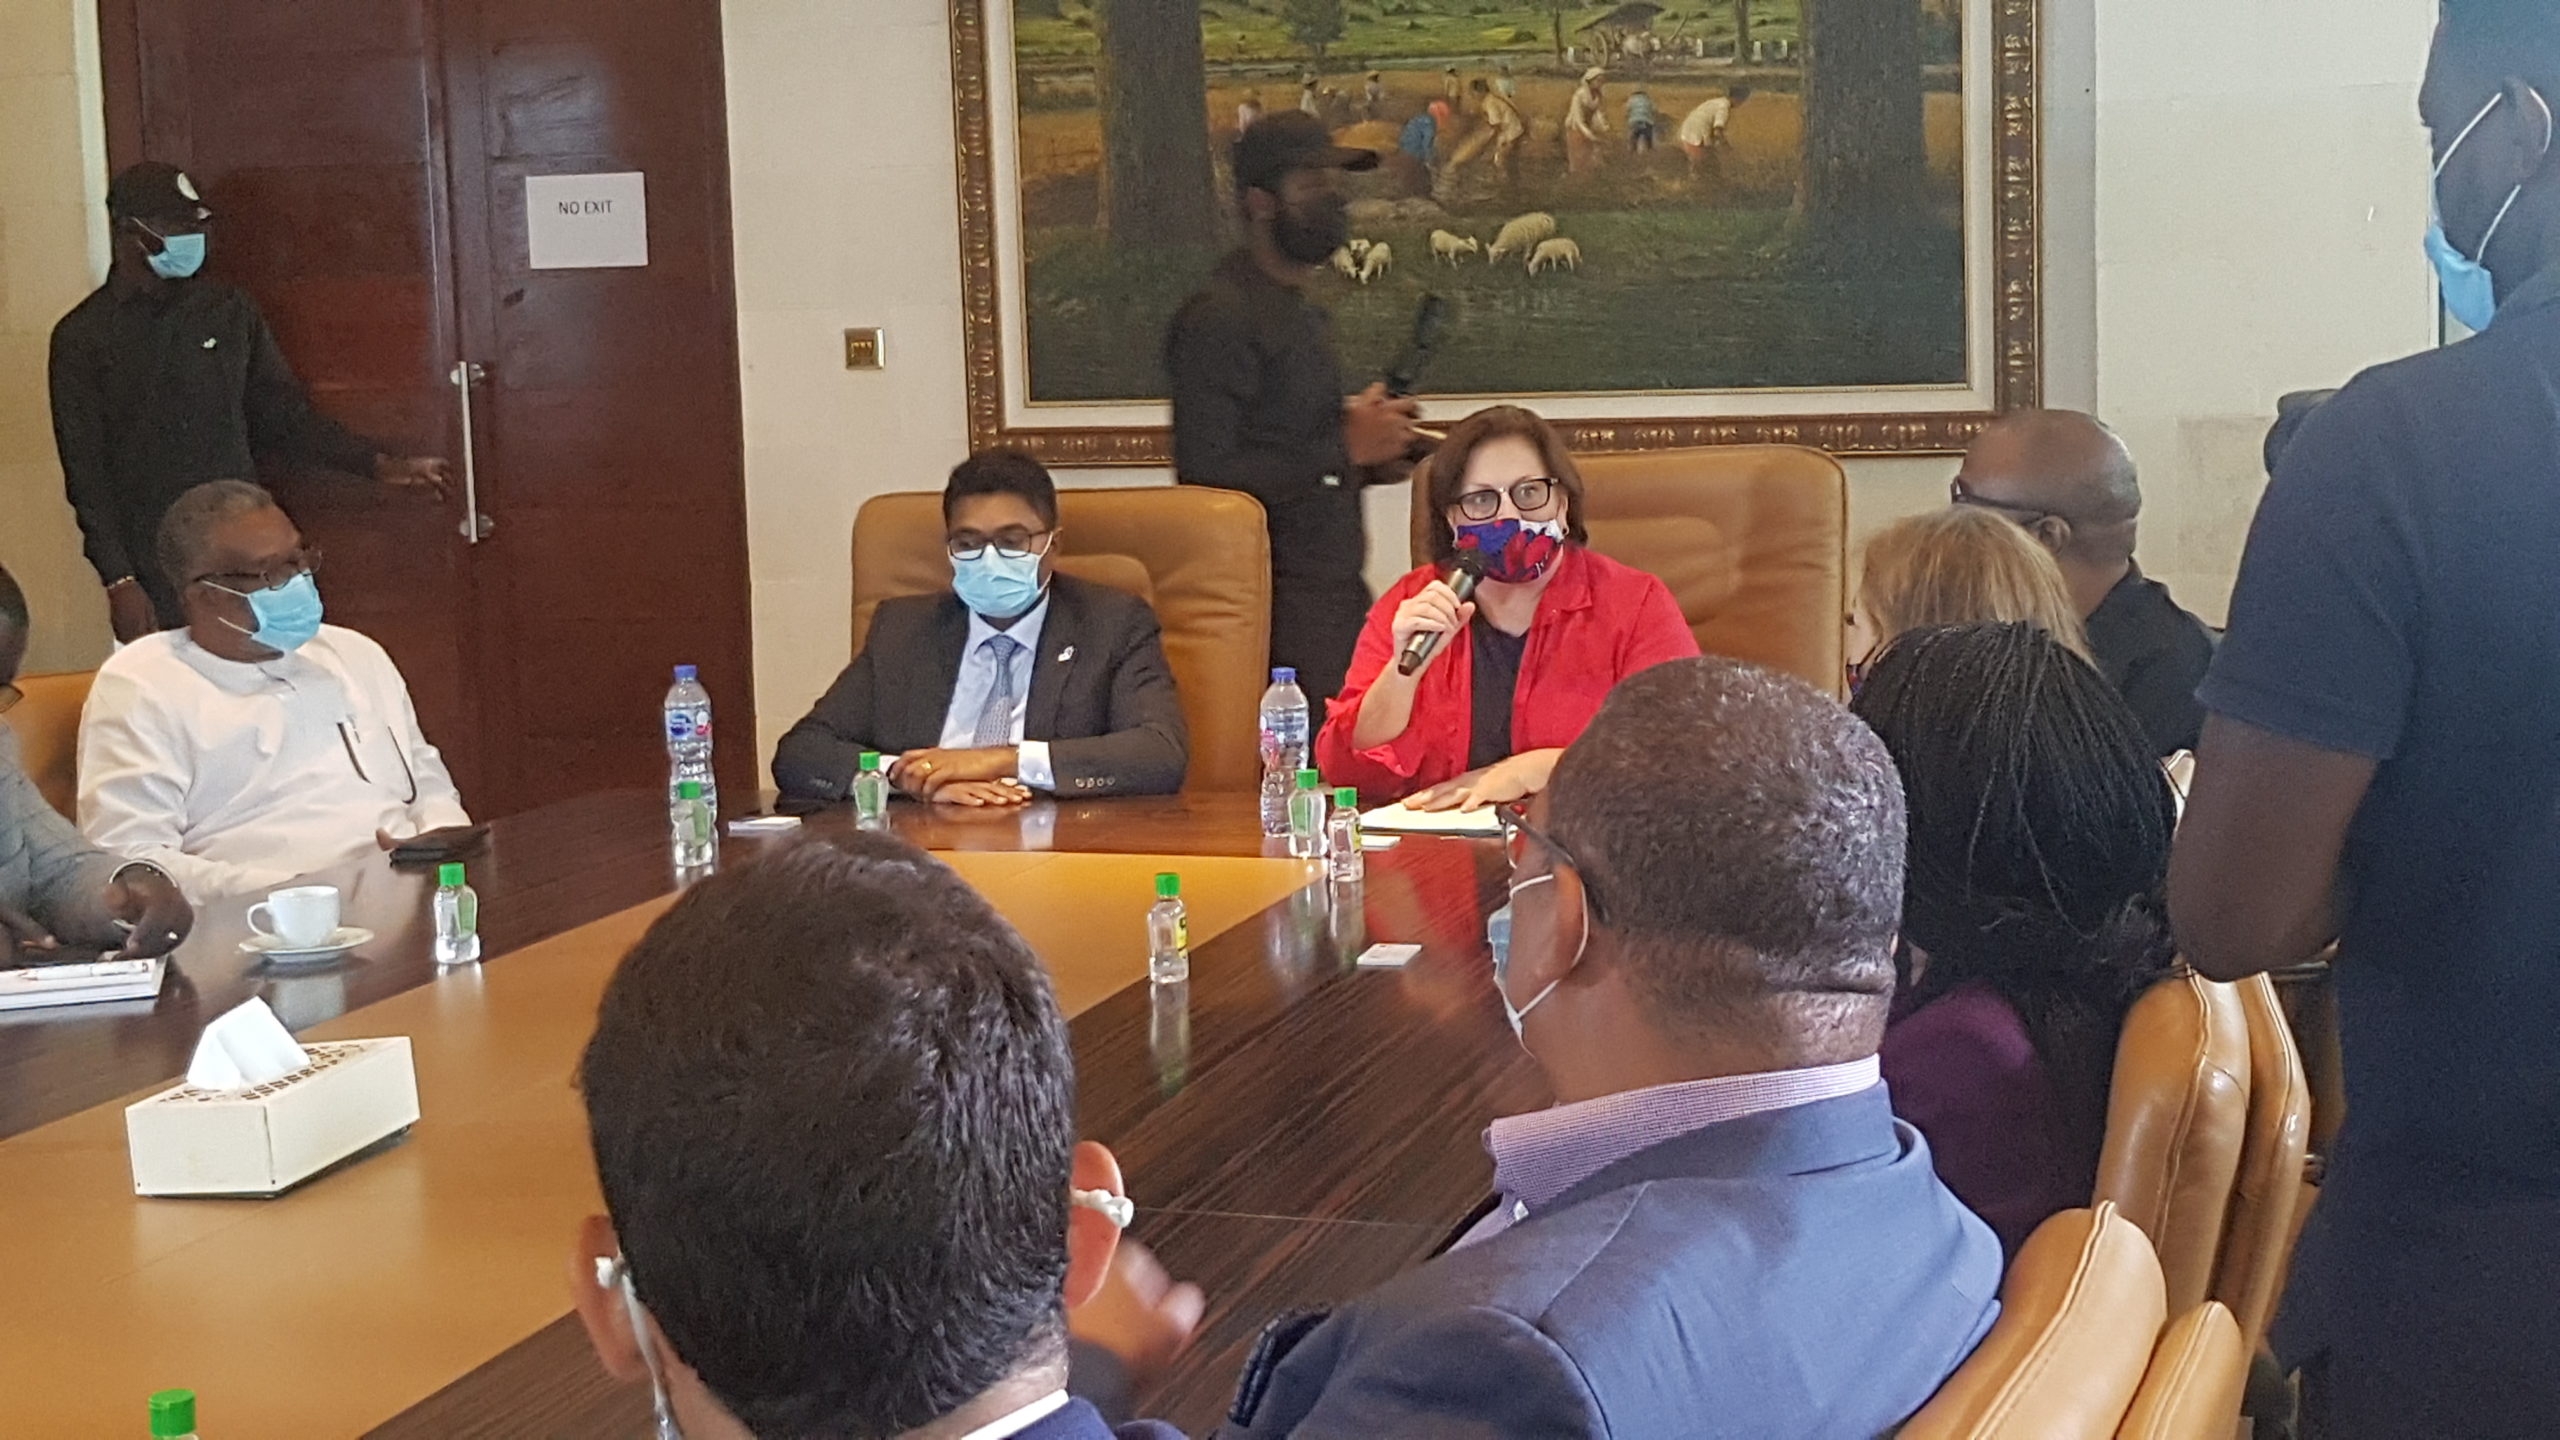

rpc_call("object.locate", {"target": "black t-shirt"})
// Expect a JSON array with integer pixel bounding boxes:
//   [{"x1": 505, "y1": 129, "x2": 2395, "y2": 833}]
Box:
[
  {"x1": 2083, "y1": 564, "x2": 2216, "y2": 756},
  {"x1": 2203, "y1": 268, "x2": 2560, "y2": 1231},
  {"x1": 1468, "y1": 621, "x2": 1527, "y2": 770},
  {"x1": 1163, "y1": 250, "x2": 1365, "y2": 586}
]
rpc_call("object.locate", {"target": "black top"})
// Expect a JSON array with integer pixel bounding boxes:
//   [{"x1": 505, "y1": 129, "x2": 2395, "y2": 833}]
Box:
[
  {"x1": 1163, "y1": 249, "x2": 1366, "y2": 585},
  {"x1": 48, "y1": 277, "x2": 380, "y2": 595},
  {"x1": 1467, "y1": 621, "x2": 1527, "y2": 770},
  {"x1": 2081, "y1": 563, "x2": 2216, "y2": 756},
  {"x1": 2202, "y1": 266, "x2": 2560, "y2": 1359}
]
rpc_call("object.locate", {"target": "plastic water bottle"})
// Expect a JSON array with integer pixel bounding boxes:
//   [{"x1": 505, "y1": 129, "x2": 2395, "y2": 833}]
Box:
[
  {"x1": 663, "y1": 664, "x2": 717, "y2": 817},
  {"x1": 670, "y1": 779, "x2": 716, "y2": 869},
  {"x1": 853, "y1": 750, "x2": 890, "y2": 826},
  {"x1": 1258, "y1": 668, "x2": 1311, "y2": 837},
  {"x1": 1288, "y1": 768, "x2": 1329, "y2": 859},
  {"x1": 1148, "y1": 872, "x2": 1191, "y2": 984},
  {"x1": 149, "y1": 1388, "x2": 199, "y2": 1440},
  {"x1": 432, "y1": 863, "x2": 480, "y2": 966},
  {"x1": 1326, "y1": 787, "x2": 1364, "y2": 881}
]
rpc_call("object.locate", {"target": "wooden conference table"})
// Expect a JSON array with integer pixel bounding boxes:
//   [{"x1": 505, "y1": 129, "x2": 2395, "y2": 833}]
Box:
[{"x1": 0, "y1": 791, "x2": 1544, "y2": 1437}]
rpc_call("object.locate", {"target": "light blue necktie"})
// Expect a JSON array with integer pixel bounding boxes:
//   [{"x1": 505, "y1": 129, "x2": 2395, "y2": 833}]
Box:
[{"x1": 971, "y1": 634, "x2": 1023, "y2": 747}]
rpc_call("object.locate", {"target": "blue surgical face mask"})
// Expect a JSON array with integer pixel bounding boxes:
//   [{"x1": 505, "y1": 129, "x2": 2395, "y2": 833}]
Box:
[
  {"x1": 2429, "y1": 90, "x2": 2553, "y2": 333},
  {"x1": 216, "y1": 571, "x2": 325, "y2": 654},
  {"x1": 142, "y1": 228, "x2": 208, "y2": 280},
  {"x1": 950, "y1": 549, "x2": 1045, "y2": 620}
]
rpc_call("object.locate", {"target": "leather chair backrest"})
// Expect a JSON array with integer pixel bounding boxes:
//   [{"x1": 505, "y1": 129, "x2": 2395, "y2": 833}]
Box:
[
  {"x1": 850, "y1": 487, "x2": 1271, "y2": 792},
  {"x1": 1899, "y1": 1203, "x2": 2168, "y2": 1440},
  {"x1": 1408, "y1": 444, "x2": 1847, "y2": 694},
  {"x1": 2094, "y1": 973, "x2": 2251, "y2": 1317},
  {"x1": 6, "y1": 670, "x2": 95, "y2": 820},
  {"x1": 2113, "y1": 1302, "x2": 2247, "y2": 1440},
  {"x1": 2213, "y1": 972, "x2": 2312, "y2": 1350}
]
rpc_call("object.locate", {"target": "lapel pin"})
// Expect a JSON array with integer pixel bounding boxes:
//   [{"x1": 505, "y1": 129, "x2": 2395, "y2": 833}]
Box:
[
  {"x1": 1057, "y1": 645, "x2": 1075, "y2": 664},
  {"x1": 201, "y1": 337, "x2": 218, "y2": 349}
]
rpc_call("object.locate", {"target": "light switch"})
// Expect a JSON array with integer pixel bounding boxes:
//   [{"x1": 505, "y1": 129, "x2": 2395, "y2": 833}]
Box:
[{"x1": 843, "y1": 327, "x2": 886, "y2": 370}]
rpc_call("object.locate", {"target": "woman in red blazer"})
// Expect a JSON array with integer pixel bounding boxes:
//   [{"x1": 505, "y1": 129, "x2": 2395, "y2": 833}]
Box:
[{"x1": 1316, "y1": 405, "x2": 1699, "y2": 807}]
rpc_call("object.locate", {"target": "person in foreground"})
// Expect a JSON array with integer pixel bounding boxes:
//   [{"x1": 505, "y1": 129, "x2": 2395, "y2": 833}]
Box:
[
  {"x1": 571, "y1": 832, "x2": 1192, "y2": 1440},
  {"x1": 1853, "y1": 623, "x2": 2178, "y2": 1254},
  {"x1": 772, "y1": 450, "x2": 1188, "y2": 809},
  {"x1": 0, "y1": 564, "x2": 192, "y2": 961},
  {"x1": 1847, "y1": 504, "x2": 2086, "y2": 691},
  {"x1": 1315, "y1": 405, "x2": 1696, "y2": 809},
  {"x1": 2170, "y1": 6, "x2": 2560, "y2": 1433},
  {"x1": 1951, "y1": 409, "x2": 2216, "y2": 755},
  {"x1": 1100, "y1": 658, "x2": 2004, "y2": 1437},
  {"x1": 77, "y1": 481, "x2": 474, "y2": 901}
]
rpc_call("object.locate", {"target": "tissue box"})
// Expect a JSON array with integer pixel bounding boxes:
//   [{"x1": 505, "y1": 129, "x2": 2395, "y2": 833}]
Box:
[{"x1": 125, "y1": 1038, "x2": 420, "y2": 1198}]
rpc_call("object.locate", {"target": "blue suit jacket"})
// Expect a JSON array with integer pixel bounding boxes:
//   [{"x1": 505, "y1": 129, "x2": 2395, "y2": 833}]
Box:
[{"x1": 1217, "y1": 1087, "x2": 2001, "y2": 1439}]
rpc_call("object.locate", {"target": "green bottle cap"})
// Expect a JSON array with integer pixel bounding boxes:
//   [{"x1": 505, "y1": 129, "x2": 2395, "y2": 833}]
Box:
[
  {"x1": 1335, "y1": 787, "x2": 1357, "y2": 807},
  {"x1": 1296, "y1": 768, "x2": 1321, "y2": 788},
  {"x1": 678, "y1": 780, "x2": 704, "y2": 799},
  {"x1": 437, "y1": 863, "x2": 465, "y2": 887},
  {"x1": 1155, "y1": 872, "x2": 1180, "y2": 898},
  {"x1": 149, "y1": 1389, "x2": 196, "y2": 1437},
  {"x1": 859, "y1": 751, "x2": 882, "y2": 772}
]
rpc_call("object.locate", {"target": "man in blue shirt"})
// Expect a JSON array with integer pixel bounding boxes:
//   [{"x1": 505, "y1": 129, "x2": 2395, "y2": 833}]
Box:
[{"x1": 2172, "y1": 4, "x2": 2560, "y2": 1433}]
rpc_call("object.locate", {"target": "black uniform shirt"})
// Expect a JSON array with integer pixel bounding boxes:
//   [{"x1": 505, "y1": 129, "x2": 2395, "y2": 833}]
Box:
[{"x1": 2082, "y1": 562, "x2": 2216, "y2": 756}]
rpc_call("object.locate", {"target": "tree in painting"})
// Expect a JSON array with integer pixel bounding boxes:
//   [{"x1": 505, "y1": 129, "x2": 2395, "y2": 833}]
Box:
[
  {"x1": 1282, "y1": 0, "x2": 1344, "y2": 72},
  {"x1": 1801, "y1": 0, "x2": 1926, "y2": 227},
  {"x1": 1094, "y1": 0, "x2": 1217, "y2": 247}
]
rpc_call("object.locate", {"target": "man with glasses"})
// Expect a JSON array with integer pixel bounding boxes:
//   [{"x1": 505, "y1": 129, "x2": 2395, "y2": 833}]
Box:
[
  {"x1": 1951, "y1": 409, "x2": 2214, "y2": 755},
  {"x1": 75, "y1": 481, "x2": 471, "y2": 901},
  {"x1": 48, "y1": 162, "x2": 450, "y2": 641},
  {"x1": 773, "y1": 450, "x2": 1187, "y2": 809},
  {"x1": 1082, "y1": 658, "x2": 2002, "y2": 1436},
  {"x1": 0, "y1": 563, "x2": 193, "y2": 962}
]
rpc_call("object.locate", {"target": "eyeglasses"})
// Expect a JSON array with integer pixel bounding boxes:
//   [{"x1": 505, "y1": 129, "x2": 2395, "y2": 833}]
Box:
[
  {"x1": 194, "y1": 546, "x2": 322, "y2": 595},
  {"x1": 1453, "y1": 479, "x2": 1560, "y2": 521},
  {"x1": 1496, "y1": 801, "x2": 1608, "y2": 921},
  {"x1": 946, "y1": 529, "x2": 1054, "y2": 562},
  {"x1": 0, "y1": 683, "x2": 20, "y2": 716},
  {"x1": 1949, "y1": 479, "x2": 2052, "y2": 526}
]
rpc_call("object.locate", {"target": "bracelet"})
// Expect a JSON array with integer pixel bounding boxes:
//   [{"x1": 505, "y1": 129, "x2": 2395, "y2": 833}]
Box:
[
  {"x1": 107, "y1": 861, "x2": 171, "y2": 889},
  {"x1": 106, "y1": 576, "x2": 138, "y2": 594}
]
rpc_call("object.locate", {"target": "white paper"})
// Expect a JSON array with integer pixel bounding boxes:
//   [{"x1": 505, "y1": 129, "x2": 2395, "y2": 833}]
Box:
[
  {"x1": 186, "y1": 997, "x2": 311, "y2": 1091},
  {"x1": 1356, "y1": 943, "x2": 1422, "y2": 969},
  {"x1": 1360, "y1": 801, "x2": 1502, "y2": 837},
  {"x1": 525, "y1": 171, "x2": 649, "y2": 269}
]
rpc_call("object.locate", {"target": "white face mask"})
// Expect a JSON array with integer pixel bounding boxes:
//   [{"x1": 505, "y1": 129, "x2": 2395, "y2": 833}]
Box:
[
  {"x1": 1492, "y1": 872, "x2": 1586, "y2": 1042},
  {"x1": 597, "y1": 1255, "x2": 685, "y2": 1440}
]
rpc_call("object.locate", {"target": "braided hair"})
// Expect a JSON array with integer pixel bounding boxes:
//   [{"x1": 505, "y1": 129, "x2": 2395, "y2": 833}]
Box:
[{"x1": 1850, "y1": 621, "x2": 2179, "y2": 1169}]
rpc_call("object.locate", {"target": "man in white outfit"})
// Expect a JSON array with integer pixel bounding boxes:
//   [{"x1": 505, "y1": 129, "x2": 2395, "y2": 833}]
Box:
[{"x1": 78, "y1": 480, "x2": 475, "y2": 901}]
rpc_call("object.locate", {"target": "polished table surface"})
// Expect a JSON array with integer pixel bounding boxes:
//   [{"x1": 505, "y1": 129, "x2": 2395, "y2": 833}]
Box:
[{"x1": 0, "y1": 792, "x2": 1540, "y2": 1437}]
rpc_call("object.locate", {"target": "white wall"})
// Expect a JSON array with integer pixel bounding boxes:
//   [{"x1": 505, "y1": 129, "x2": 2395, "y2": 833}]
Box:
[
  {"x1": 0, "y1": 0, "x2": 110, "y2": 674},
  {"x1": 2094, "y1": 0, "x2": 2439, "y2": 622}
]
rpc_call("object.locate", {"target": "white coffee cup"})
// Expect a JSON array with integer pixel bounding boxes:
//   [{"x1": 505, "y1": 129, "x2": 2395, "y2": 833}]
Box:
[{"x1": 248, "y1": 885, "x2": 342, "y2": 950}]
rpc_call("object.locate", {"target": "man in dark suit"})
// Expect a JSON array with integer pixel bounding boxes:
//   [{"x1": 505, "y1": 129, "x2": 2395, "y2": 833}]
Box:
[
  {"x1": 1079, "y1": 657, "x2": 2006, "y2": 1437},
  {"x1": 772, "y1": 451, "x2": 1188, "y2": 807}
]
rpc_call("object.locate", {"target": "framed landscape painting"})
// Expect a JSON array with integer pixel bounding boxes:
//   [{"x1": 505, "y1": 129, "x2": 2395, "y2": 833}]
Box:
[{"x1": 951, "y1": 0, "x2": 2040, "y2": 462}]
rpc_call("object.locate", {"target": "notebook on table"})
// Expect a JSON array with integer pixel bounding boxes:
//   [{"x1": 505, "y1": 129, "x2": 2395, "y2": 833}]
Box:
[
  {"x1": 0, "y1": 957, "x2": 167, "y2": 1012},
  {"x1": 1358, "y1": 801, "x2": 1503, "y2": 837}
]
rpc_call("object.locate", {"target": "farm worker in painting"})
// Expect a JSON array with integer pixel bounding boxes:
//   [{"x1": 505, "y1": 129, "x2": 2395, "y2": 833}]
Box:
[
  {"x1": 1443, "y1": 65, "x2": 1463, "y2": 103},
  {"x1": 1450, "y1": 78, "x2": 1526, "y2": 180},
  {"x1": 1237, "y1": 91, "x2": 1264, "y2": 133},
  {"x1": 1400, "y1": 108, "x2": 1439, "y2": 172},
  {"x1": 1626, "y1": 88, "x2": 1659, "y2": 152},
  {"x1": 1300, "y1": 75, "x2": 1320, "y2": 116},
  {"x1": 1679, "y1": 87, "x2": 1750, "y2": 175},
  {"x1": 1496, "y1": 60, "x2": 1517, "y2": 99},
  {"x1": 1364, "y1": 71, "x2": 1385, "y2": 118},
  {"x1": 1163, "y1": 113, "x2": 1422, "y2": 709},
  {"x1": 1566, "y1": 69, "x2": 1611, "y2": 172}
]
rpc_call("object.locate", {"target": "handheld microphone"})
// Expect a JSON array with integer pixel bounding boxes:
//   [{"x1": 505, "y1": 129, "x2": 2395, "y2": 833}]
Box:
[{"x1": 1397, "y1": 551, "x2": 1487, "y2": 676}]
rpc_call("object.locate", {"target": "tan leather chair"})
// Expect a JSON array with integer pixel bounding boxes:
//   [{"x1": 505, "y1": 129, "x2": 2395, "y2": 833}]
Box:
[
  {"x1": 1899, "y1": 1203, "x2": 2168, "y2": 1440},
  {"x1": 2114, "y1": 1302, "x2": 2248, "y2": 1440},
  {"x1": 6, "y1": 670, "x2": 95, "y2": 820},
  {"x1": 1407, "y1": 444, "x2": 1848, "y2": 695},
  {"x1": 2094, "y1": 973, "x2": 2251, "y2": 1318},
  {"x1": 2213, "y1": 973, "x2": 2312, "y2": 1351},
  {"x1": 849, "y1": 487, "x2": 1271, "y2": 793}
]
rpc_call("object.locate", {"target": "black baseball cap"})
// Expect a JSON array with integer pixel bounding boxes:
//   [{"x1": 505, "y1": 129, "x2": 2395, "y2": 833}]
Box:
[
  {"x1": 107, "y1": 162, "x2": 212, "y2": 223},
  {"x1": 1233, "y1": 111, "x2": 1377, "y2": 195}
]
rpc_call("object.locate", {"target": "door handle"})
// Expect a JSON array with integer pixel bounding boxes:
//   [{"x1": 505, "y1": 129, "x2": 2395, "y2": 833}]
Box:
[{"x1": 448, "y1": 361, "x2": 495, "y2": 543}]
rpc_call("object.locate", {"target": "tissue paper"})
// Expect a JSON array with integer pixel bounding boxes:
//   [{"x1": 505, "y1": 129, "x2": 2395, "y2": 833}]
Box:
[{"x1": 186, "y1": 997, "x2": 312, "y2": 1090}]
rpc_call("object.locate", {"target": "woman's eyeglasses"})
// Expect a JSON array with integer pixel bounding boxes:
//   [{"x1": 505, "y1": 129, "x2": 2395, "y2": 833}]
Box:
[{"x1": 1454, "y1": 479, "x2": 1559, "y2": 521}]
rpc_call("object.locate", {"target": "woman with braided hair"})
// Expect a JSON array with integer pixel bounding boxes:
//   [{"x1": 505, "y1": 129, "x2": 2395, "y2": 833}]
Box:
[{"x1": 1851, "y1": 621, "x2": 2179, "y2": 1254}]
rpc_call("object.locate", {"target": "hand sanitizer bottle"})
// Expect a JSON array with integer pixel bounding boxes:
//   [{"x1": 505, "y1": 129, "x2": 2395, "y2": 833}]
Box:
[
  {"x1": 433, "y1": 863, "x2": 480, "y2": 966},
  {"x1": 1148, "y1": 872, "x2": 1190, "y2": 984},
  {"x1": 149, "y1": 1388, "x2": 200, "y2": 1440},
  {"x1": 1326, "y1": 787, "x2": 1363, "y2": 881},
  {"x1": 853, "y1": 750, "x2": 890, "y2": 826},
  {"x1": 1288, "y1": 768, "x2": 1328, "y2": 859},
  {"x1": 670, "y1": 780, "x2": 716, "y2": 868}
]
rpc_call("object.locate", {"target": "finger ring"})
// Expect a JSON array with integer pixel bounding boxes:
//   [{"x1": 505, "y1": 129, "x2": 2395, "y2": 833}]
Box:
[{"x1": 919, "y1": 761, "x2": 935, "y2": 773}]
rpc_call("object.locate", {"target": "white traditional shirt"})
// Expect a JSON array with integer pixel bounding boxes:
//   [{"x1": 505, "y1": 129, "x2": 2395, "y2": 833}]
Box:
[{"x1": 78, "y1": 626, "x2": 470, "y2": 902}]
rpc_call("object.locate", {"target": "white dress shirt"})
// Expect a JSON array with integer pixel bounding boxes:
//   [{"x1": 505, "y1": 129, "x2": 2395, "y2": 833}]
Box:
[
  {"x1": 954, "y1": 1389, "x2": 1069, "y2": 1440},
  {"x1": 78, "y1": 627, "x2": 470, "y2": 902},
  {"x1": 936, "y1": 596, "x2": 1058, "y2": 791}
]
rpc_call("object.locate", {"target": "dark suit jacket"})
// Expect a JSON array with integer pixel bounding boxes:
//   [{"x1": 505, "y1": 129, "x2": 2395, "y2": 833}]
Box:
[
  {"x1": 1212, "y1": 1088, "x2": 2003, "y2": 1440},
  {"x1": 772, "y1": 575, "x2": 1188, "y2": 801}
]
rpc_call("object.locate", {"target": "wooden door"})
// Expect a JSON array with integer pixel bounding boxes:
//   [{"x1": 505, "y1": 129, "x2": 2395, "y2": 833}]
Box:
[{"x1": 98, "y1": 0, "x2": 757, "y2": 817}]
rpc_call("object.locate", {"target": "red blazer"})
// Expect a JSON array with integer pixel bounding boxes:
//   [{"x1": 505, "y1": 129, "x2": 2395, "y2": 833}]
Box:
[{"x1": 1316, "y1": 546, "x2": 1700, "y2": 801}]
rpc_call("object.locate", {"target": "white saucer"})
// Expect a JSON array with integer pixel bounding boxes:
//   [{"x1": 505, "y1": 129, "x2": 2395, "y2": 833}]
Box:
[{"x1": 239, "y1": 926, "x2": 374, "y2": 966}]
